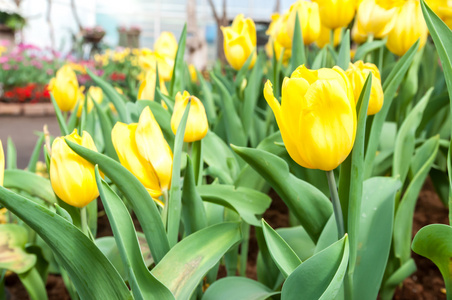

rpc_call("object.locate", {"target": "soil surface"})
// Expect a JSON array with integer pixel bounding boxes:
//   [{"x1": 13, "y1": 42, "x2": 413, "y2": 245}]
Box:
[{"x1": 5, "y1": 179, "x2": 449, "y2": 299}]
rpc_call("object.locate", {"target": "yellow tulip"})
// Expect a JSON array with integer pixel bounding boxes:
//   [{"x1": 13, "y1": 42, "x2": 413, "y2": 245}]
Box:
[
  {"x1": 171, "y1": 91, "x2": 209, "y2": 143},
  {"x1": 75, "y1": 86, "x2": 93, "y2": 118},
  {"x1": 137, "y1": 70, "x2": 169, "y2": 101},
  {"x1": 48, "y1": 65, "x2": 79, "y2": 112},
  {"x1": 135, "y1": 107, "x2": 173, "y2": 192},
  {"x1": 316, "y1": 25, "x2": 342, "y2": 48},
  {"x1": 265, "y1": 13, "x2": 292, "y2": 64},
  {"x1": 425, "y1": 0, "x2": 452, "y2": 29},
  {"x1": 221, "y1": 14, "x2": 257, "y2": 70},
  {"x1": 314, "y1": 0, "x2": 357, "y2": 29},
  {"x1": 188, "y1": 64, "x2": 198, "y2": 82},
  {"x1": 50, "y1": 130, "x2": 99, "y2": 208},
  {"x1": 386, "y1": 0, "x2": 428, "y2": 56},
  {"x1": 346, "y1": 61, "x2": 384, "y2": 115},
  {"x1": 351, "y1": 21, "x2": 368, "y2": 44},
  {"x1": 87, "y1": 86, "x2": 103, "y2": 104},
  {"x1": 111, "y1": 122, "x2": 163, "y2": 199},
  {"x1": 356, "y1": 0, "x2": 400, "y2": 38},
  {"x1": 139, "y1": 51, "x2": 174, "y2": 82},
  {"x1": 286, "y1": 0, "x2": 321, "y2": 45},
  {"x1": 0, "y1": 139, "x2": 3, "y2": 187},
  {"x1": 154, "y1": 31, "x2": 178, "y2": 59},
  {"x1": 264, "y1": 65, "x2": 356, "y2": 171}
]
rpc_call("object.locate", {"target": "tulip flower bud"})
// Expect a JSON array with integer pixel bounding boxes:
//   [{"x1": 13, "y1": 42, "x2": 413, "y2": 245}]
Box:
[
  {"x1": 264, "y1": 65, "x2": 356, "y2": 171},
  {"x1": 138, "y1": 52, "x2": 174, "y2": 82},
  {"x1": 356, "y1": 0, "x2": 400, "y2": 38},
  {"x1": 112, "y1": 122, "x2": 163, "y2": 198},
  {"x1": 154, "y1": 31, "x2": 178, "y2": 60},
  {"x1": 171, "y1": 91, "x2": 209, "y2": 143},
  {"x1": 286, "y1": 0, "x2": 321, "y2": 45},
  {"x1": 136, "y1": 107, "x2": 173, "y2": 192},
  {"x1": 316, "y1": 25, "x2": 342, "y2": 48},
  {"x1": 137, "y1": 70, "x2": 169, "y2": 101},
  {"x1": 346, "y1": 61, "x2": 384, "y2": 115},
  {"x1": 188, "y1": 64, "x2": 198, "y2": 82},
  {"x1": 221, "y1": 14, "x2": 257, "y2": 70},
  {"x1": 386, "y1": 0, "x2": 428, "y2": 56},
  {"x1": 48, "y1": 65, "x2": 79, "y2": 112},
  {"x1": 0, "y1": 139, "x2": 3, "y2": 187},
  {"x1": 87, "y1": 86, "x2": 103, "y2": 104},
  {"x1": 351, "y1": 21, "x2": 368, "y2": 44},
  {"x1": 314, "y1": 0, "x2": 357, "y2": 29},
  {"x1": 265, "y1": 13, "x2": 292, "y2": 64},
  {"x1": 50, "y1": 130, "x2": 99, "y2": 208}
]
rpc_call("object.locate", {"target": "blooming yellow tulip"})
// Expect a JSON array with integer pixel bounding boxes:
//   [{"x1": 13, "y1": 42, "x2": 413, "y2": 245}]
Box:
[
  {"x1": 286, "y1": 0, "x2": 321, "y2": 45},
  {"x1": 221, "y1": 14, "x2": 257, "y2": 70},
  {"x1": 265, "y1": 13, "x2": 292, "y2": 64},
  {"x1": 0, "y1": 139, "x2": 3, "y2": 187},
  {"x1": 137, "y1": 70, "x2": 169, "y2": 101},
  {"x1": 316, "y1": 25, "x2": 342, "y2": 48},
  {"x1": 135, "y1": 107, "x2": 173, "y2": 192},
  {"x1": 264, "y1": 65, "x2": 356, "y2": 171},
  {"x1": 314, "y1": 0, "x2": 357, "y2": 29},
  {"x1": 171, "y1": 91, "x2": 208, "y2": 143},
  {"x1": 346, "y1": 61, "x2": 384, "y2": 115},
  {"x1": 87, "y1": 86, "x2": 103, "y2": 104},
  {"x1": 154, "y1": 31, "x2": 178, "y2": 59},
  {"x1": 139, "y1": 51, "x2": 174, "y2": 82},
  {"x1": 386, "y1": 0, "x2": 428, "y2": 56},
  {"x1": 351, "y1": 21, "x2": 368, "y2": 44},
  {"x1": 356, "y1": 0, "x2": 400, "y2": 38},
  {"x1": 50, "y1": 130, "x2": 99, "y2": 208},
  {"x1": 48, "y1": 65, "x2": 79, "y2": 112},
  {"x1": 111, "y1": 122, "x2": 163, "y2": 199}
]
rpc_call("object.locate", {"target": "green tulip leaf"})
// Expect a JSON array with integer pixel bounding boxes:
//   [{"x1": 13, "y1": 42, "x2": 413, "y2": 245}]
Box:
[
  {"x1": 197, "y1": 185, "x2": 271, "y2": 226},
  {"x1": 235, "y1": 49, "x2": 256, "y2": 91},
  {"x1": 86, "y1": 68, "x2": 128, "y2": 122},
  {"x1": 393, "y1": 88, "x2": 432, "y2": 184},
  {"x1": 6, "y1": 137, "x2": 17, "y2": 170},
  {"x1": 276, "y1": 226, "x2": 316, "y2": 261},
  {"x1": 290, "y1": 13, "x2": 306, "y2": 73},
  {"x1": 353, "y1": 39, "x2": 387, "y2": 61},
  {"x1": 364, "y1": 39, "x2": 420, "y2": 178},
  {"x1": 27, "y1": 133, "x2": 45, "y2": 172},
  {"x1": 262, "y1": 219, "x2": 302, "y2": 278},
  {"x1": 337, "y1": 29, "x2": 350, "y2": 70},
  {"x1": 281, "y1": 235, "x2": 349, "y2": 300},
  {"x1": 412, "y1": 224, "x2": 452, "y2": 295},
  {"x1": 169, "y1": 24, "x2": 187, "y2": 97},
  {"x1": 380, "y1": 259, "x2": 417, "y2": 299},
  {"x1": 66, "y1": 140, "x2": 170, "y2": 263},
  {"x1": 49, "y1": 93, "x2": 69, "y2": 136},
  {"x1": 394, "y1": 135, "x2": 440, "y2": 263},
  {"x1": 232, "y1": 145, "x2": 332, "y2": 243},
  {"x1": 92, "y1": 98, "x2": 118, "y2": 160},
  {"x1": 0, "y1": 224, "x2": 36, "y2": 274},
  {"x1": 152, "y1": 222, "x2": 242, "y2": 300},
  {"x1": 95, "y1": 167, "x2": 174, "y2": 300},
  {"x1": 211, "y1": 73, "x2": 247, "y2": 146},
  {"x1": 352, "y1": 177, "x2": 401, "y2": 300},
  {"x1": 197, "y1": 70, "x2": 217, "y2": 124},
  {"x1": 4, "y1": 169, "x2": 56, "y2": 204},
  {"x1": 0, "y1": 186, "x2": 132, "y2": 300},
  {"x1": 202, "y1": 276, "x2": 280, "y2": 300}
]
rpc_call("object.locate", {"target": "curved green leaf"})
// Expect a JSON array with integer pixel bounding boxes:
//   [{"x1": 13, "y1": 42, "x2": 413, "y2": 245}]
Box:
[
  {"x1": 202, "y1": 277, "x2": 280, "y2": 300},
  {"x1": 92, "y1": 99, "x2": 118, "y2": 160},
  {"x1": 169, "y1": 24, "x2": 187, "y2": 97},
  {"x1": 282, "y1": 235, "x2": 349, "y2": 300},
  {"x1": 65, "y1": 140, "x2": 170, "y2": 263},
  {"x1": 232, "y1": 145, "x2": 332, "y2": 242},
  {"x1": 95, "y1": 168, "x2": 174, "y2": 300},
  {"x1": 290, "y1": 13, "x2": 306, "y2": 73},
  {"x1": 4, "y1": 169, "x2": 56, "y2": 204},
  {"x1": 354, "y1": 39, "x2": 387, "y2": 61},
  {"x1": 337, "y1": 29, "x2": 350, "y2": 70},
  {"x1": 152, "y1": 222, "x2": 242, "y2": 300},
  {"x1": 262, "y1": 219, "x2": 301, "y2": 278},
  {"x1": 276, "y1": 226, "x2": 315, "y2": 261},
  {"x1": 0, "y1": 224, "x2": 36, "y2": 274},
  {"x1": 0, "y1": 186, "x2": 132, "y2": 300},
  {"x1": 197, "y1": 185, "x2": 271, "y2": 226}
]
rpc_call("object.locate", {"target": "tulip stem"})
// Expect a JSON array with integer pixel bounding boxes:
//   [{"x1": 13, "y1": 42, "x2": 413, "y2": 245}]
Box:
[
  {"x1": 80, "y1": 206, "x2": 89, "y2": 237},
  {"x1": 326, "y1": 170, "x2": 345, "y2": 239}
]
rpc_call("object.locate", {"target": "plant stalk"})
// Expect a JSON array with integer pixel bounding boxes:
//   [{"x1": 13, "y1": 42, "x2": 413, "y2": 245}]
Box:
[{"x1": 326, "y1": 170, "x2": 345, "y2": 239}]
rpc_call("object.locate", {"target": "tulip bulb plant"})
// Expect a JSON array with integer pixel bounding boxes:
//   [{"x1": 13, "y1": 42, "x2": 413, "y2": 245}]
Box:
[{"x1": 0, "y1": 1, "x2": 451, "y2": 299}]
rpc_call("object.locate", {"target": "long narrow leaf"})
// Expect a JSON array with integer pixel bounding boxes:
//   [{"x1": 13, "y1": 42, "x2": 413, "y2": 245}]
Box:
[{"x1": 169, "y1": 25, "x2": 187, "y2": 97}]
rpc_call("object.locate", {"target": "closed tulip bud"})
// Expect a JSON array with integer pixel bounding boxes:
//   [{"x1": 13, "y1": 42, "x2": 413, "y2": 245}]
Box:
[
  {"x1": 265, "y1": 13, "x2": 292, "y2": 63},
  {"x1": 346, "y1": 61, "x2": 384, "y2": 115},
  {"x1": 386, "y1": 0, "x2": 428, "y2": 56},
  {"x1": 137, "y1": 70, "x2": 169, "y2": 101},
  {"x1": 171, "y1": 91, "x2": 208, "y2": 143},
  {"x1": 48, "y1": 65, "x2": 79, "y2": 112},
  {"x1": 154, "y1": 31, "x2": 178, "y2": 59},
  {"x1": 314, "y1": 0, "x2": 357, "y2": 29},
  {"x1": 286, "y1": 0, "x2": 321, "y2": 45},
  {"x1": 188, "y1": 64, "x2": 198, "y2": 82},
  {"x1": 50, "y1": 130, "x2": 99, "y2": 208},
  {"x1": 136, "y1": 107, "x2": 173, "y2": 192},
  {"x1": 139, "y1": 52, "x2": 174, "y2": 82},
  {"x1": 264, "y1": 65, "x2": 356, "y2": 171},
  {"x1": 221, "y1": 14, "x2": 257, "y2": 70},
  {"x1": 351, "y1": 21, "x2": 368, "y2": 44},
  {"x1": 111, "y1": 122, "x2": 163, "y2": 199},
  {"x1": 87, "y1": 86, "x2": 103, "y2": 104},
  {"x1": 356, "y1": 0, "x2": 400, "y2": 38},
  {"x1": 316, "y1": 24, "x2": 342, "y2": 48},
  {"x1": 0, "y1": 139, "x2": 3, "y2": 187}
]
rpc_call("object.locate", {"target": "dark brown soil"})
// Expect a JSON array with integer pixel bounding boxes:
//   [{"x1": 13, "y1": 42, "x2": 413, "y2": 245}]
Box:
[{"x1": 5, "y1": 180, "x2": 450, "y2": 299}]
